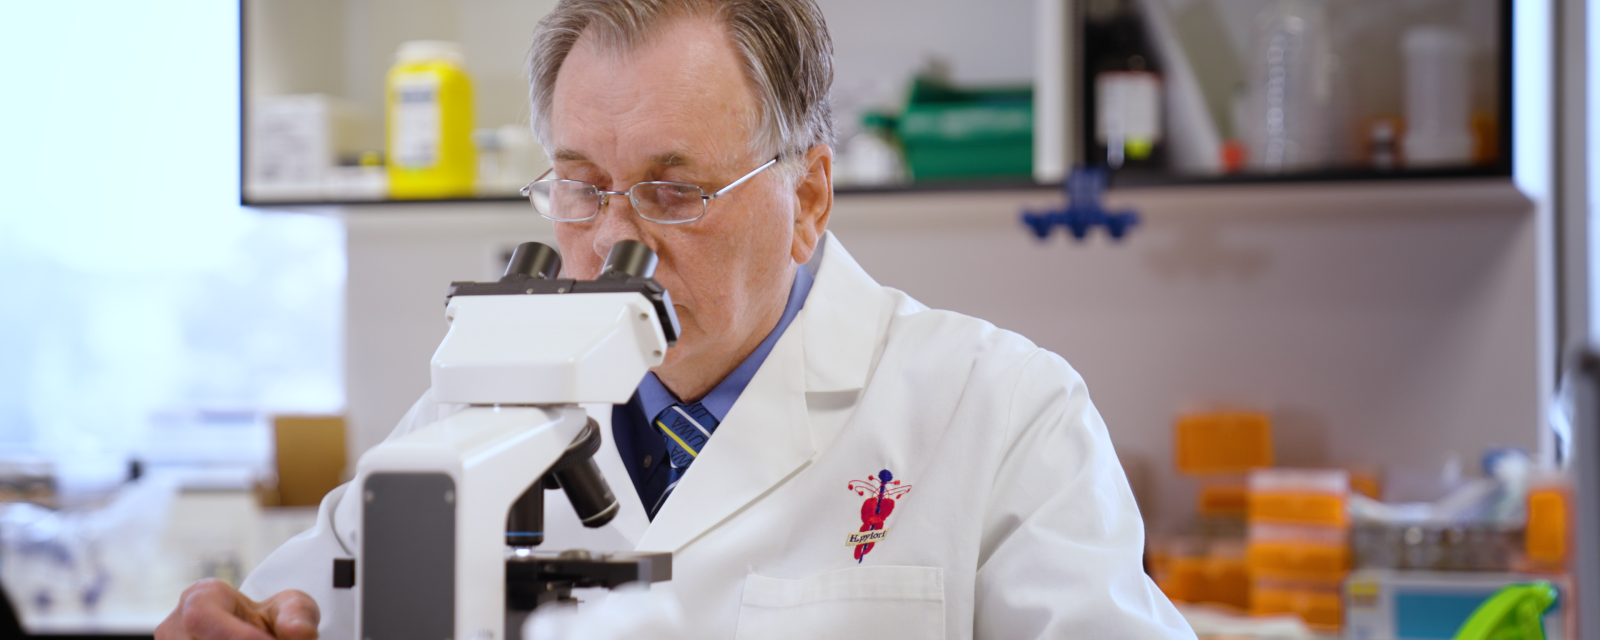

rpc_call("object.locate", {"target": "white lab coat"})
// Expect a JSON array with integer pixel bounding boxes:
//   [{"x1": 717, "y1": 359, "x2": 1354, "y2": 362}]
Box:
[{"x1": 242, "y1": 232, "x2": 1195, "y2": 639}]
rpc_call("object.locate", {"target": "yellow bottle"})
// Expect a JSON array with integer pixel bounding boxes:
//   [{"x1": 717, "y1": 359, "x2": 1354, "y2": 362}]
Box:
[{"x1": 386, "y1": 41, "x2": 475, "y2": 199}]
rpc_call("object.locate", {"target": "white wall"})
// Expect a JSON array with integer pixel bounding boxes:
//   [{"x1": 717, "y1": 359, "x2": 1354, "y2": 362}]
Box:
[
  {"x1": 338, "y1": 179, "x2": 1539, "y2": 533},
  {"x1": 340, "y1": 205, "x2": 556, "y2": 464}
]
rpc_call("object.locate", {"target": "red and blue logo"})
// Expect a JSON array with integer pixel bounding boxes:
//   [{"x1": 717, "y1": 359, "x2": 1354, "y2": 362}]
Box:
[{"x1": 846, "y1": 469, "x2": 912, "y2": 562}]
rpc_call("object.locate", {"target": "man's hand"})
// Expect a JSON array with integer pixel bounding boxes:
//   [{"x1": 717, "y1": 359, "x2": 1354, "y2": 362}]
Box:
[{"x1": 156, "y1": 579, "x2": 319, "y2": 640}]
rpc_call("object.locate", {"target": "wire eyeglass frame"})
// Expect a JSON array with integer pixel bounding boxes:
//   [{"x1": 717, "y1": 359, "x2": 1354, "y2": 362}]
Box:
[{"x1": 520, "y1": 156, "x2": 781, "y2": 224}]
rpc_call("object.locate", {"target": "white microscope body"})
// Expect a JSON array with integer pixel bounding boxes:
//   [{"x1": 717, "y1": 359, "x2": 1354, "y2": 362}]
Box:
[{"x1": 346, "y1": 241, "x2": 677, "y2": 640}]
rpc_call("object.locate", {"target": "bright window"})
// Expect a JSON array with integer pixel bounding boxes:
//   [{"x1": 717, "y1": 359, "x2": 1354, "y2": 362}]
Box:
[{"x1": 0, "y1": 1, "x2": 343, "y2": 492}]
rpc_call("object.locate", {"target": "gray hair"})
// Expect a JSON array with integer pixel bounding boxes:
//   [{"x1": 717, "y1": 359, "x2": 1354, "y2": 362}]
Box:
[{"x1": 526, "y1": 0, "x2": 835, "y2": 175}]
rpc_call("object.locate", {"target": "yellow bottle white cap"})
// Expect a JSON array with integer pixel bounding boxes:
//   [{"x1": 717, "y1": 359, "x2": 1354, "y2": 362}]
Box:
[{"x1": 396, "y1": 40, "x2": 466, "y2": 66}]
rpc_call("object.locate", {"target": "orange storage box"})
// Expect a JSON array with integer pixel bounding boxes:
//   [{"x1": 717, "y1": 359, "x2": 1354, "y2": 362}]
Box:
[
  {"x1": 1157, "y1": 550, "x2": 1250, "y2": 610},
  {"x1": 1247, "y1": 522, "x2": 1348, "y2": 580},
  {"x1": 1525, "y1": 486, "x2": 1570, "y2": 566},
  {"x1": 1198, "y1": 481, "x2": 1249, "y2": 518},
  {"x1": 1248, "y1": 468, "x2": 1349, "y2": 526},
  {"x1": 1175, "y1": 411, "x2": 1273, "y2": 475},
  {"x1": 1158, "y1": 537, "x2": 1254, "y2": 611},
  {"x1": 1246, "y1": 542, "x2": 1349, "y2": 578},
  {"x1": 1251, "y1": 571, "x2": 1344, "y2": 630}
]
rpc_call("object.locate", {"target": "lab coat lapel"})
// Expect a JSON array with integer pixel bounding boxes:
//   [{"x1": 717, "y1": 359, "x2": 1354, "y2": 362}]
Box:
[
  {"x1": 636, "y1": 321, "x2": 813, "y2": 553},
  {"x1": 633, "y1": 232, "x2": 886, "y2": 553}
]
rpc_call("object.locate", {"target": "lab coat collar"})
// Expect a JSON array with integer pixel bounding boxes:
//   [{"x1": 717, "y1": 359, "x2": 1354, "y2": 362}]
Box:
[
  {"x1": 799, "y1": 232, "x2": 884, "y2": 394},
  {"x1": 634, "y1": 232, "x2": 885, "y2": 553}
]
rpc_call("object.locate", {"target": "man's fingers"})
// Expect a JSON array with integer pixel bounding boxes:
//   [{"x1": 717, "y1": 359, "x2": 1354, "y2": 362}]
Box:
[
  {"x1": 155, "y1": 605, "x2": 193, "y2": 640},
  {"x1": 179, "y1": 580, "x2": 276, "y2": 640},
  {"x1": 258, "y1": 590, "x2": 320, "y2": 640}
]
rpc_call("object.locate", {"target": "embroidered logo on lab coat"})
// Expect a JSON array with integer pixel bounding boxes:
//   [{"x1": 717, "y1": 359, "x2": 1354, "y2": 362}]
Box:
[{"x1": 847, "y1": 469, "x2": 912, "y2": 562}]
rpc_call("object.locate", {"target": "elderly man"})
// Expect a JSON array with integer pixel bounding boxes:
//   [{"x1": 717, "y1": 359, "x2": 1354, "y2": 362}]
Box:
[{"x1": 159, "y1": 0, "x2": 1193, "y2": 638}]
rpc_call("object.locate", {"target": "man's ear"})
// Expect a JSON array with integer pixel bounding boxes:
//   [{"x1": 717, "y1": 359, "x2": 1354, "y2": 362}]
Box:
[{"x1": 791, "y1": 144, "x2": 833, "y2": 264}]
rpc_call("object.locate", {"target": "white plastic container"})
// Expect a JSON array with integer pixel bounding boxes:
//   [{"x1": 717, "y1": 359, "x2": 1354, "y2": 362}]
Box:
[{"x1": 1402, "y1": 26, "x2": 1473, "y2": 167}]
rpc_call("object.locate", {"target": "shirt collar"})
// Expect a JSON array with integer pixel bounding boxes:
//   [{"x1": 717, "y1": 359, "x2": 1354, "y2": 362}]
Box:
[{"x1": 636, "y1": 264, "x2": 815, "y2": 422}]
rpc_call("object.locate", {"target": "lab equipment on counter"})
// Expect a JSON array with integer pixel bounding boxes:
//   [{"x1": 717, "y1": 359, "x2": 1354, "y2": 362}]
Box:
[
  {"x1": 1350, "y1": 521, "x2": 1520, "y2": 572},
  {"x1": 1240, "y1": 0, "x2": 1335, "y2": 173},
  {"x1": 1020, "y1": 167, "x2": 1139, "y2": 242},
  {"x1": 0, "y1": 474, "x2": 184, "y2": 630},
  {"x1": 246, "y1": 94, "x2": 368, "y2": 202},
  {"x1": 835, "y1": 112, "x2": 905, "y2": 187},
  {"x1": 1347, "y1": 448, "x2": 1543, "y2": 573},
  {"x1": 475, "y1": 125, "x2": 551, "y2": 196},
  {"x1": 1150, "y1": 537, "x2": 1250, "y2": 612},
  {"x1": 1085, "y1": 0, "x2": 1165, "y2": 171},
  {"x1": 1523, "y1": 481, "x2": 1570, "y2": 569},
  {"x1": 386, "y1": 40, "x2": 475, "y2": 199},
  {"x1": 1246, "y1": 468, "x2": 1350, "y2": 630},
  {"x1": 896, "y1": 76, "x2": 1033, "y2": 181},
  {"x1": 1149, "y1": 410, "x2": 1270, "y2": 611},
  {"x1": 1343, "y1": 571, "x2": 1566, "y2": 640},
  {"x1": 342, "y1": 240, "x2": 679, "y2": 640},
  {"x1": 1403, "y1": 26, "x2": 1474, "y2": 167}
]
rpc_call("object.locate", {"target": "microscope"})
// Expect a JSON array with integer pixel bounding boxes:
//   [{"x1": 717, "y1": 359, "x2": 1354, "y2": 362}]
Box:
[{"x1": 339, "y1": 240, "x2": 680, "y2": 640}]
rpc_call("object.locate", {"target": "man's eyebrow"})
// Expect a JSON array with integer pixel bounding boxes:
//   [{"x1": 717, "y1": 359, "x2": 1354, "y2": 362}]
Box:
[
  {"x1": 649, "y1": 152, "x2": 690, "y2": 167},
  {"x1": 550, "y1": 149, "x2": 692, "y2": 166}
]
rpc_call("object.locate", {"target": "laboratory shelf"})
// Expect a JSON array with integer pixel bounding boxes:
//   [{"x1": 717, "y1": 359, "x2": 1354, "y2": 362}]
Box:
[
  {"x1": 248, "y1": 178, "x2": 1532, "y2": 231},
  {"x1": 822, "y1": 177, "x2": 1530, "y2": 234},
  {"x1": 241, "y1": 180, "x2": 1047, "y2": 208},
  {"x1": 243, "y1": 169, "x2": 1518, "y2": 210}
]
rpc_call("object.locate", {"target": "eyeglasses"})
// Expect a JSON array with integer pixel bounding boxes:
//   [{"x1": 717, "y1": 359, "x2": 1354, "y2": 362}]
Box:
[{"x1": 521, "y1": 157, "x2": 780, "y2": 224}]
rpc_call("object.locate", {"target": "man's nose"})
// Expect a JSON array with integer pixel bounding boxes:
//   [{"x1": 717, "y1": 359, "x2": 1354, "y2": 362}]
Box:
[{"x1": 592, "y1": 190, "x2": 648, "y2": 264}]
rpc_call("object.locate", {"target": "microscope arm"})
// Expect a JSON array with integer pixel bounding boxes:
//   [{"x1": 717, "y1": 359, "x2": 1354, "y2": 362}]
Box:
[{"x1": 355, "y1": 405, "x2": 585, "y2": 640}]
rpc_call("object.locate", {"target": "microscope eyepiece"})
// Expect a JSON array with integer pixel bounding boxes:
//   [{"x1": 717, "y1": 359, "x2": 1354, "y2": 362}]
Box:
[
  {"x1": 600, "y1": 240, "x2": 657, "y2": 279},
  {"x1": 502, "y1": 242, "x2": 563, "y2": 281}
]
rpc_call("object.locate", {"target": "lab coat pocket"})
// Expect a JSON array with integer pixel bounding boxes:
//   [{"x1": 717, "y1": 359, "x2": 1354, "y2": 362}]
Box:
[{"x1": 733, "y1": 565, "x2": 945, "y2": 640}]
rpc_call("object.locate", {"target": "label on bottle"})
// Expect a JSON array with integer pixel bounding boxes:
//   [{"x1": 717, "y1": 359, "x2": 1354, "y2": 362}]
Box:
[
  {"x1": 393, "y1": 72, "x2": 441, "y2": 170},
  {"x1": 1096, "y1": 71, "x2": 1163, "y2": 159}
]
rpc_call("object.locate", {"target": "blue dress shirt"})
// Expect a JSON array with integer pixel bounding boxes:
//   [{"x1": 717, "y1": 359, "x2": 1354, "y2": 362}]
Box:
[{"x1": 612, "y1": 264, "x2": 815, "y2": 519}]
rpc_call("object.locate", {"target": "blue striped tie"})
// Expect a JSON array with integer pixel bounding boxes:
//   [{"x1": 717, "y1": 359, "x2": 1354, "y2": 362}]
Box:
[{"x1": 651, "y1": 402, "x2": 718, "y2": 518}]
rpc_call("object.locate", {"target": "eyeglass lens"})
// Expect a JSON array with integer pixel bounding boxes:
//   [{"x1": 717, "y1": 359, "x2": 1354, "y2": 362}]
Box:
[{"x1": 527, "y1": 180, "x2": 705, "y2": 223}]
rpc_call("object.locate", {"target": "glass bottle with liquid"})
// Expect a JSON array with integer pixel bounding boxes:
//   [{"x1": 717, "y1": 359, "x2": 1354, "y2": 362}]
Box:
[
  {"x1": 1083, "y1": 0, "x2": 1165, "y2": 172},
  {"x1": 386, "y1": 40, "x2": 475, "y2": 199}
]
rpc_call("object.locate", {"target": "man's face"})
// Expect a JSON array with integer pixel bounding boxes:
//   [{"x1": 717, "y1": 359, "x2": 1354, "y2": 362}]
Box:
[{"x1": 546, "y1": 16, "x2": 826, "y2": 394}]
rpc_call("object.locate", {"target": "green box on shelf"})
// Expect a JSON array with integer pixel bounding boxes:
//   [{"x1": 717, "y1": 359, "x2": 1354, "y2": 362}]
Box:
[{"x1": 896, "y1": 78, "x2": 1033, "y2": 181}]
